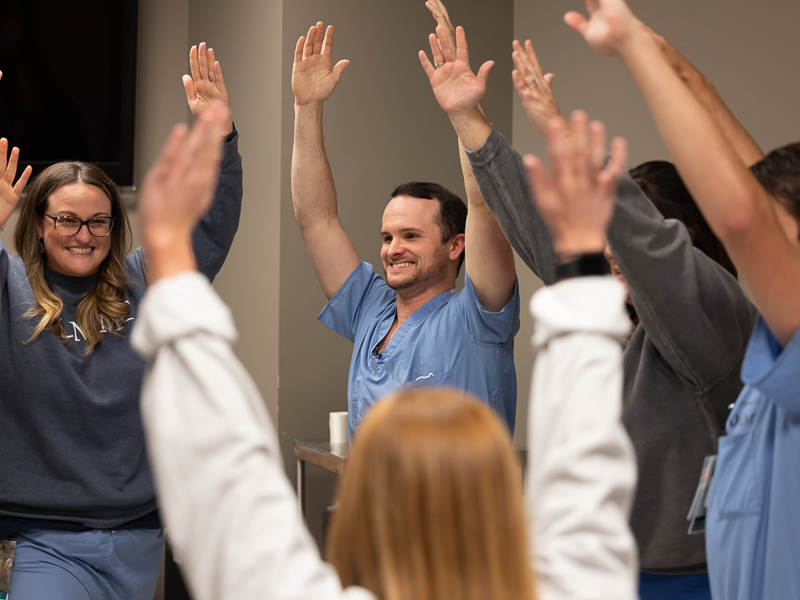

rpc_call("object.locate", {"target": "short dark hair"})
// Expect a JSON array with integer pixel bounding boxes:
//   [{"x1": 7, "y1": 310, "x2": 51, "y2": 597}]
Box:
[
  {"x1": 390, "y1": 182, "x2": 467, "y2": 274},
  {"x1": 630, "y1": 160, "x2": 737, "y2": 277},
  {"x1": 750, "y1": 142, "x2": 800, "y2": 241}
]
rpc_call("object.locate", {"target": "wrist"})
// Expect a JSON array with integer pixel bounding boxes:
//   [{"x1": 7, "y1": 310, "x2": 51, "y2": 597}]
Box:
[
  {"x1": 555, "y1": 251, "x2": 611, "y2": 281},
  {"x1": 449, "y1": 107, "x2": 491, "y2": 152},
  {"x1": 144, "y1": 231, "x2": 197, "y2": 284},
  {"x1": 294, "y1": 100, "x2": 325, "y2": 114},
  {"x1": 554, "y1": 234, "x2": 606, "y2": 257}
]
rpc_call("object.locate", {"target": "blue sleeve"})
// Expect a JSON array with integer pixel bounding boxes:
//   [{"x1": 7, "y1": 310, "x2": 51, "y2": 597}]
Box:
[
  {"x1": 318, "y1": 262, "x2": 393, "y2": 342},
  {"x1": 455, "y1": 272, "x2": 520, "y2": 344},
  {"x1": 192, "y1": 129, "x2": 243, "y2": 282},
  {"x1": 742, "y1": 317, "x2": 800, "y2": 414}
]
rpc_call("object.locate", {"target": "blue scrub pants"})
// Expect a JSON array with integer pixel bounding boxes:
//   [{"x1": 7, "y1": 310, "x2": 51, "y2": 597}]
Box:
[
  {"x1": 639, "y1": 571, "x2": 712, "y2": 600},
  {"x1": 8, "y1": 528, "x2": 163, "y2": 600}
]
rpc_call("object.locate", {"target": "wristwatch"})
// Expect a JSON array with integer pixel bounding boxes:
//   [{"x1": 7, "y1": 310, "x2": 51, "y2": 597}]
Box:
[{"x1": 556, "y1": 252, "x2": 611, "y2": 281}]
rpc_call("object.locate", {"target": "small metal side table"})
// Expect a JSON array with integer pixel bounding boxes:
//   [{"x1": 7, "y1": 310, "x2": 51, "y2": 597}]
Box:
[
  {"x1": 294, "y1": 439, "x2": 527, "y2": 516},
  {"x1": 294, "y1": 440, "x2": 349, "y2": 516}
]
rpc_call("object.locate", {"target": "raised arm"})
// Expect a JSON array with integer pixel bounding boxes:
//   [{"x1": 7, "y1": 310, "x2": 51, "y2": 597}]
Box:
[
  {"x1": 566, "y1": 0, "x2": 800, "y2": 346},
  {"x1": 291, "y1": 23, "x2": 360, "y2": 300},
  {"x1": 420, "y1": 25, "x2": 516, "y2": 310},
  {"x1": 135, "y1": 102, "x2": 366, "y2": 600},
  {"x1": 180, "y1": 43, "x2": 243, "y2": 280},
  {"x1": 1, "y1": 139, "x2": 32, "y2": 229},
  {"x1": 645, "y1": 28, "x2": 763, "y2": 166},
  {"x1": 525, "y1": 111, "x2": 637, "y2": 600}
]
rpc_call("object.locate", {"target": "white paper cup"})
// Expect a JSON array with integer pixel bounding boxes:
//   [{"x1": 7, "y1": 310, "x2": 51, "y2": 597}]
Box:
[{"x1": 329, "y1": 411, "x2": 348, "y2": 445}]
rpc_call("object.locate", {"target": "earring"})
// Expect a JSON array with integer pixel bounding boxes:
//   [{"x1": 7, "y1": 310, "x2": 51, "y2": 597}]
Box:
[{"x1": 38, "y1": 237, "x2": 45, "y2": 254}]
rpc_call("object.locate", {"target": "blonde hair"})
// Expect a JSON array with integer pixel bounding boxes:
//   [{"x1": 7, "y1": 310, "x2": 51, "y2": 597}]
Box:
[
  {"x1": 327, "y1": 387, "x2": 537, "y2": 600},
  {"x1": 13, "y1": 162, "x2": 133, "y2": 355}
]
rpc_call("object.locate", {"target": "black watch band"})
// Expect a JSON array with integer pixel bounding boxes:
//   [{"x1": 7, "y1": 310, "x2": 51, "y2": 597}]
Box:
[{"x1": 556, "y1": 251, "x2": 611, "y2": 281}]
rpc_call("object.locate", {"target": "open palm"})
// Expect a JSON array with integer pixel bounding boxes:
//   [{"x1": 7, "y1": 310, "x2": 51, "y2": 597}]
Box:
[
  {"x1": 0, "y1": 140, "x2": 32, "y2": 224},
  {"x1": 419, "y1": 26, "x2": 492, "y2": 116},
  {"x1": 292, "y1": 23, "x2": 350, "y2": 106}
]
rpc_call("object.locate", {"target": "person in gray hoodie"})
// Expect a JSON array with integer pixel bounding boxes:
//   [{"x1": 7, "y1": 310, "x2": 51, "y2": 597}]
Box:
[{"x1": 419, "y1": 4, "x2": 756, "y2": 597}]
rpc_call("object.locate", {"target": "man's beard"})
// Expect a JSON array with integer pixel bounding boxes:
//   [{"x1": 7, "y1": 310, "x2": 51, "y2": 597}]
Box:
[{"x1": 384, "y1": 245, "x2": 450, "y2": 292}]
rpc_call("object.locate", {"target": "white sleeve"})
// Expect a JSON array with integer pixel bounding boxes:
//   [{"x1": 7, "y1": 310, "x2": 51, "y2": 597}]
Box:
[
  {"x1": 132, "y1": 272, "x2": 374, "y2": 600},
  {"x1": 526, "y1": 277, "x2": 639, "y2": 600}
]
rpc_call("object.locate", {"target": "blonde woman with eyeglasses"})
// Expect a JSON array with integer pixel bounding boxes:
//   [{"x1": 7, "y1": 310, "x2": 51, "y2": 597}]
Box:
[{"x1": 0, "y1": 44, "x2": 242, "y2": 599}]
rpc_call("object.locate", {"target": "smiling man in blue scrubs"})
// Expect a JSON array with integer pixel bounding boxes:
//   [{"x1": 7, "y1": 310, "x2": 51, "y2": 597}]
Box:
[{"x1": 290, "y1": 23, "x2": 519, "y2": 438}]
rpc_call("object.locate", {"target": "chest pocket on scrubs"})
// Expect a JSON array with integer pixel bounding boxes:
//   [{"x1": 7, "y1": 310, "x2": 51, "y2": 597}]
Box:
[
  {"x1": 712, "y1": 397, "x2": 763, "y2": 519},
  {"x1": 406, "y1": 370, "x2": 454, "y2": 388}
]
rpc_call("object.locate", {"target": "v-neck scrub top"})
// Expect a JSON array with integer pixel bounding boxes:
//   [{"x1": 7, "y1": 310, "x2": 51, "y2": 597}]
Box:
[{"x1": 319, "y1": 261, "x2": 520, "y2": 438}]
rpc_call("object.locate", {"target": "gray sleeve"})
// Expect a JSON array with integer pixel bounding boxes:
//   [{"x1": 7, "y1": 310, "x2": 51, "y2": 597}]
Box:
[
  {"x1": 608, "y1": 171, "x2": 755, "y2": 388},
  {"x1": 191, "y1": 129, "x2": 244, "y2": 282},
  {"x1": 465, "y1": 128, "x2": 557, "y2": 284}
]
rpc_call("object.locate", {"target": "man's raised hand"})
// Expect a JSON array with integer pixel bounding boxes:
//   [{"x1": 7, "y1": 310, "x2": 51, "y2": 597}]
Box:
[
  {"x1": 292, "y1": 23, "x2": 350, "y2": 106},
  {"x1": 419, "y1": 25, "x2": 493, "y2": 118}
]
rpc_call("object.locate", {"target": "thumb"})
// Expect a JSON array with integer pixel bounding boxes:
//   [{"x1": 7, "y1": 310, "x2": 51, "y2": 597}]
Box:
[
  {"x1": 332, "y1": 59, "x2": 351, "y2": 79},
  {"x1": 475, "y1": 60, "x2": 494, "y2": 87},
  {"x1": 563, "y1": 11, "x2": 589, "y2": 37},
  {"x1": 544, "y1": 73, "x2": 556, "y2": 88}
]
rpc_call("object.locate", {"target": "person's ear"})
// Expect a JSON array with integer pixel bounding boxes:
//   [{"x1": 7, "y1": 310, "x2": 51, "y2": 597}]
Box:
[{"x1": 449, "y1": 233, "x2": 466, "y2": 261}]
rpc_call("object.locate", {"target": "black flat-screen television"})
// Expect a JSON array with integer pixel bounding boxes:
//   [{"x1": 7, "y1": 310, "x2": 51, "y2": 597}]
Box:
[{"x1": 0, "y1": 0, "x2": 138, "y2": 186}]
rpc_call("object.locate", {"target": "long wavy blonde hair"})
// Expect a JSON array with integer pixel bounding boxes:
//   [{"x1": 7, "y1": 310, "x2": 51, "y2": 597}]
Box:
[
  {"x1": 327, "y1": 387, "x2": 537, "y2": 600},
  {"x1": 13, "y1": 162, "x2": 132, "y2": 355}
]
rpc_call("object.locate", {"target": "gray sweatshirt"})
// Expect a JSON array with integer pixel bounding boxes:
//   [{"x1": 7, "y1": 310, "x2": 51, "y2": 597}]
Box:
[
  {"x1": 0, "y1": 132, "x2": 243, "y2": 531},
  {"x1": 466, "y1": 128, "x2": 755, "y2": 573}
]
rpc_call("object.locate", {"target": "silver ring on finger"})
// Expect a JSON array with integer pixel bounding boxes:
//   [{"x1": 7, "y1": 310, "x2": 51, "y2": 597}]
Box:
[
  {"x1": 525, "y1": 76, "x2": 536, "y2": 86},
  {"x1": 435, "y1": 62, "x2": 445, "y2": 69},
  {"x1": 209, "y1": 78, "x2": 217, "y2": 82}
]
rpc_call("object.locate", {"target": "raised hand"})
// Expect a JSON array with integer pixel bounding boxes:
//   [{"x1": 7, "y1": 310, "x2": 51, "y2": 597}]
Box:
[
  {"x1": 183, "y1": 42, "x2": 234, "y2": 135},
  {"x1": 292, "y1": 23, "x2": 350, "y2": 106},
  {"x1": 525, "y1": 111, "x2": 627, "y2": 255},
  {"x1": 425, "y1": 0, "x2": 457, "y2": 55},
  {"x1": 564, "y1": 0, "x2": 642, "y2": 58},
  {"x1": 511, "y1": 39, "x2": 565, "y2": 137},
  {"x1": 1, "y1": 139, "x2": 33, "y2": 227},
  {"x1": 419, "y1": 25, "x2": 493, "y2": 117},
  {"x1": 140, "y1": 101, "x2": 231, "y2": 281}
]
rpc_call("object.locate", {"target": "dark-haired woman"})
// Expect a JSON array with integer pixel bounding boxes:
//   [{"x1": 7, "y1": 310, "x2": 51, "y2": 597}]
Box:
[
  {"x1": 0, "y1": 47, "x2": 242, "y2": 599},
  {"x1": 428, "y1": 18, "x2": 756, "y2": 600},
  {"x1": 570, "y1": 0, "x2": 800, "y2": 596}
]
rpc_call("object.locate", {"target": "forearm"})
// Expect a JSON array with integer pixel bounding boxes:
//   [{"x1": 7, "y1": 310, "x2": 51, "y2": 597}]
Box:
[
  {"x1": 676, "y1": 62, "x2": 763, "y2": 165},
  {"x1": 466, "y1": 128, "x2": 558, "y2": 283},
  {"x1": 618, "y1": 28, "x2": 768, "y2": 240},
  {"x1": 527, "y1": 278, "x2": 637, "y2": 600},
  {"x1": 460, "y1": 142, "x2": 516, "y2": 311},
  {"x1": 448, "y1": 106, "x2": 492, "y2": 152},
  {"x1": 191, "y1": 131, "x2": 243, "y2": 281},
  {"x1": 135, "y1": 274, "x2": 350, "y2": 600},
  {"x1": 145, "y1": 232, "x2": 197, "y2": 284},
  {"x1": 292, "y1": 103, "x2": 340, "y2": 230}
]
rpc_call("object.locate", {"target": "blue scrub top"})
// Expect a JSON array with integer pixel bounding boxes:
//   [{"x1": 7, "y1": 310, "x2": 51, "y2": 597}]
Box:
[
  {"x1": 706, "y1": 315, "x2": 800, "y2": 600},
  {"x1": 319, "y1": 261, "x2": 520, "y2": 438}
]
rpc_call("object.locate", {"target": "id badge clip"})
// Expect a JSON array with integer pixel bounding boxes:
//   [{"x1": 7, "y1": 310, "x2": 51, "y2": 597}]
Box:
[
  {"x1": 687, "y1": 454, "x2": 717, "y2": 535},
  {"x1": 0, "y1": 539, "x2": 16, "y2": 600}
]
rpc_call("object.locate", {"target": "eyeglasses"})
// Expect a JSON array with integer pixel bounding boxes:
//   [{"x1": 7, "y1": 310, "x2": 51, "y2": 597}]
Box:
[{"x1": 44, "y1": 214, "x2": 114, "y2": 237}]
